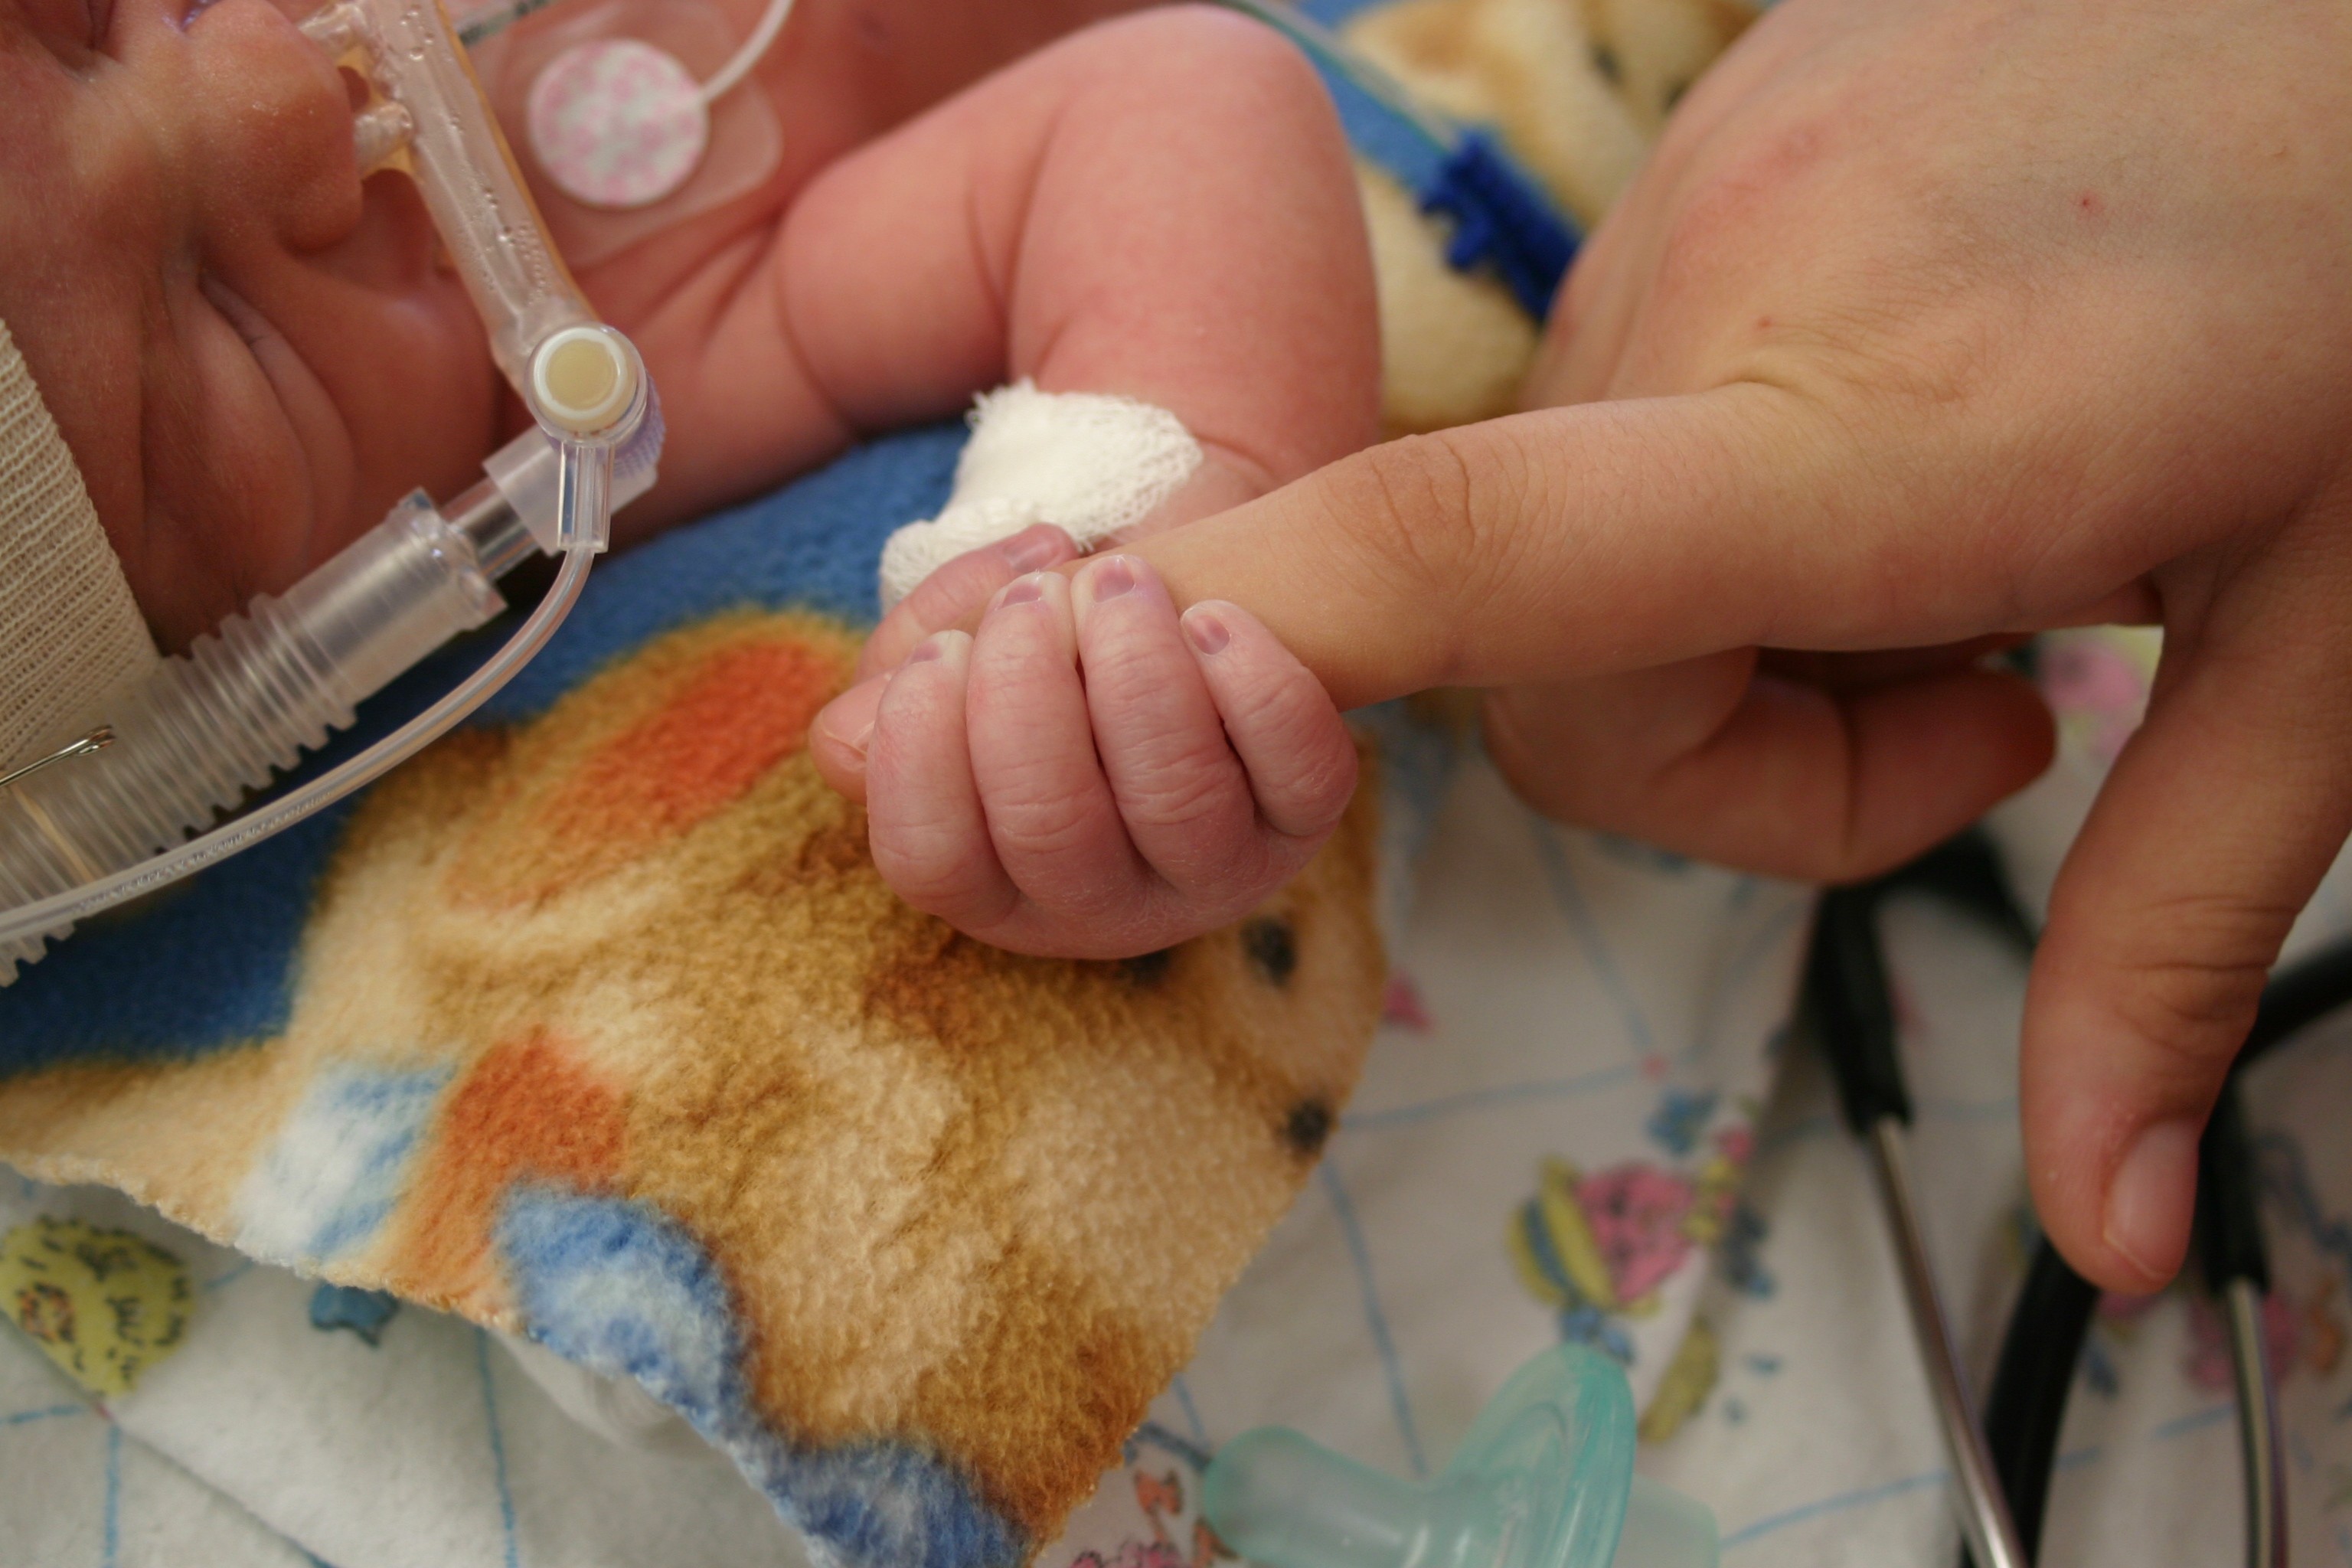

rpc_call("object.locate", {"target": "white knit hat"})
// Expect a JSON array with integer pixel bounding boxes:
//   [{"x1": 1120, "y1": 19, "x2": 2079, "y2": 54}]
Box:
[{"x1": 0, "y1": 318, "x2": 158, "y2": 769}]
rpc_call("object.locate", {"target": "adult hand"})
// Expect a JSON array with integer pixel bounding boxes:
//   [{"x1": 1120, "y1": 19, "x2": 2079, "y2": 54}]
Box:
[{"x1": 1106, "y1": 0, "x2": 2352, "y2": 1293}]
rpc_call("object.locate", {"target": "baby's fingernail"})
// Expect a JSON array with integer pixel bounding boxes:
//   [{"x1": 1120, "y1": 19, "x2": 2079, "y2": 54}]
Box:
[
  {"x1": 998, "y1": 575, "x2": 1045, "y2": 610},
  {"x1": 1001, "y1": 526, "x2": 1070, "y2": 574},
  {"x1": 1182, "y1": 606, "x2": 1230, "y2": 655},
  {"x1": 815, "y1": 678, "x2": 887, "y2": 756},
  {"x1": 2103, "y1": 1116, "x2": 2199, "y2": 1284},
  {"x1": 1086, "y1": 556, "x2": 1138, "y2": 601},
  {"x1": 907, "y1": 639, "x2": 944, "y2": 665}
]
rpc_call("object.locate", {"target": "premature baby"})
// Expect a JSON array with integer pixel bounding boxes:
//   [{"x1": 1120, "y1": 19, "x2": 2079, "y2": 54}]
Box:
[{"x1": 1, "y1": 0, "x2": 1377, "y2": 959}]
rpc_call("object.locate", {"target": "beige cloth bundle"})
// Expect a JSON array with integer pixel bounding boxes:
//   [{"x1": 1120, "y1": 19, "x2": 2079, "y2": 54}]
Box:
[{"x1": 0, "y1": 319, "x2": 158, "y2": 769}]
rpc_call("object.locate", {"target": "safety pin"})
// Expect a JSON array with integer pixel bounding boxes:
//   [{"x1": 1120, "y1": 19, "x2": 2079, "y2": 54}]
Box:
[{"x1": 0, "y1": 727, "x2": 114, "y2": 794}]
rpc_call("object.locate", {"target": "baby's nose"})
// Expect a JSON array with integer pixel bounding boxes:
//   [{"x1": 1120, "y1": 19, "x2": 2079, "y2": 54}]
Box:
[{"x1": 186, "y1": 0, "x2": 364, "y2": 251}]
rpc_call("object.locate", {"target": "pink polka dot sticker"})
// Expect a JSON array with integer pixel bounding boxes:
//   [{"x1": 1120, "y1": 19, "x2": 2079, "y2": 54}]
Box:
[{"x1": 528, "y1": 38, "x2": 710, "y2": 211}]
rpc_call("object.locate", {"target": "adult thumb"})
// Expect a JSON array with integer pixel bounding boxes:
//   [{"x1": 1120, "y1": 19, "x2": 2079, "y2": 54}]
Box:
[{"x1": 2023, "y1": 546, "x2": 2352, "y2": 1293}]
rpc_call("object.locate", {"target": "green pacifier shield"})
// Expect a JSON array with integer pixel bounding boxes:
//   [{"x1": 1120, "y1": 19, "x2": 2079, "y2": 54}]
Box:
[{"x1": 1201, "y1": 1344, "x2": 1717, "y2": 1568}]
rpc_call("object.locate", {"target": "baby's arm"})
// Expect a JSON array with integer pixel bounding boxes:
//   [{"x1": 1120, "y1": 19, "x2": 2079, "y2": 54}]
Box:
[
  {"x1": 753, "y1": 9, "x2": 1377, "y2": 958},
  {"x1": 661, "y1": 5, "x2": 1378, "y2": 531}
]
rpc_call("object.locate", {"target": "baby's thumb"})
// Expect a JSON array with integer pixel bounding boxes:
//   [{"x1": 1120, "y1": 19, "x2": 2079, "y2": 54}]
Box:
[{"x1": 2022, "y1": 570, "x2": 2352, "y2": 1292}]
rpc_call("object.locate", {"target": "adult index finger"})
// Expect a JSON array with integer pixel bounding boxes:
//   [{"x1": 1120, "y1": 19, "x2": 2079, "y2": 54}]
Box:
[{"x1": 1122, "y1": 384, "x2": 1992, "y2": 710}]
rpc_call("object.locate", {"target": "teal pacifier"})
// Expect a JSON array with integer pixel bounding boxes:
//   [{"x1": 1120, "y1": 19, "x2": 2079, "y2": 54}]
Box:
[{"x1": 1201, "y1": 1344, "x2": 1717, "y2": 1568}]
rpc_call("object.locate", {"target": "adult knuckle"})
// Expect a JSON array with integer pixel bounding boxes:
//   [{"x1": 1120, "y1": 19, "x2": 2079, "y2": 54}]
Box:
[
  {"x1": 1356, "y1": 433, "x2": 1478, "y2": 564},
  {"x1": 1648, "y1": 121, "x2": 1839, "y2": 307},
  {"x1": 1330, "y1": 433, "x2": 1515, "y2": 673},
  {"x1": 2105, "y1": 890, "x2": 2294, "y2": 1072}
]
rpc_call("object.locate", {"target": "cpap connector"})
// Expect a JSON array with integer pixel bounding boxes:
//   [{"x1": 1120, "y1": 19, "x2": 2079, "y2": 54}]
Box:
[{"x1": 0, "y1": 0, "x2": 658, "y2": 981}]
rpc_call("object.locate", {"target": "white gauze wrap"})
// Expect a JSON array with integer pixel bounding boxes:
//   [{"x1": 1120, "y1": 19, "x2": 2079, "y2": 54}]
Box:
[
  {"x1": 878, "y1": 380, "x2": 1203, "y2": 612},
  {"x1": 0, "y1": 319, "x2": 158, "y2": 769}
]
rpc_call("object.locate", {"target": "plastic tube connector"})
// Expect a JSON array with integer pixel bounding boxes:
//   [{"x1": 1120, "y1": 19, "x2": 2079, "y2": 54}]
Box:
[
  {"x1": 0, "y1": 495, "x2": 502, "y2": 978},
  {"x1": 531, "y1": 325, "x2": 640, "y2": 439},
  {"x1": 0, "y1": 0, "x2": 668, "y2": 981},
  {"x1": 1200, "y1": 1345, "x2": 1717, "y2": 1568},
  {"x1": 523, "y1": 325, "x2": 649, "y2": 554},
  {"x1": 299, "y1": 0, "x2": 593, "y2": 386},
  {"x1": 477, "y1": 415, "x2": 664, "y2": 564}
]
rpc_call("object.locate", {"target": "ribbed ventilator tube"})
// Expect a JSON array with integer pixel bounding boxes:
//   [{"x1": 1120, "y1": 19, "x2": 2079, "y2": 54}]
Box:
[{"x1": 0, "y1": 493, "x2": 502, "y2": 978}]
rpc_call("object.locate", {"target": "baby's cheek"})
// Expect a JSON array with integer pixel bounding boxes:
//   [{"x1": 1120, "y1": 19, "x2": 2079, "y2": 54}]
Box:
[
  {"x1": 384, "y1": 282, "x2": 504, "y2": 507},
  {"x1": 308, "y1": 258, "x2": 501, "y2": 534}
]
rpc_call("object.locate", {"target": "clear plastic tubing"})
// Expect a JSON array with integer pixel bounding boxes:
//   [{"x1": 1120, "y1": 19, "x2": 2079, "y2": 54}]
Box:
[
  {"x1": 0, "y1": 0, "x2": 657, "y2": 981},
  {"x1": 300, "y1": 0, "x2": 591, "y2": 383},
  {"x1": 0, "y1": 412, "x2": 658, "y2": 979}
]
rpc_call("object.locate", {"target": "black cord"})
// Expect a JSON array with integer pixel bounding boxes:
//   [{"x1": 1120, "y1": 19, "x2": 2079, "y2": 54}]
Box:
[
  {"x1": 1972, "y1": 1240, "x2": 2098, "y2": 1563},
  {"x1": 1956, "y1": 934, "x2": 2352, "y2": 1567},
  {"x1": 1813, "y1": 833, "x2": 2352, "y2": 1568},
  {"x1": 2198, "y1": 1076, "x2": 2271, "y2": 1298},
  {"x1": 2243, "y1": 936, "x2": 2352, "y2": 1067},
  {"x1": 1802, "y1": 827, "x2": 2067, "y2": 1568},
  {"x1": 1806, "y1": 883, "x2": 1910, "y2": 1135},
  {"x1": 1877, "y1": 827, "x2": 2038, "y2": 957},
  {"x1": 1810, "y1": 831, "x2": 2352, "y2": 1565}
]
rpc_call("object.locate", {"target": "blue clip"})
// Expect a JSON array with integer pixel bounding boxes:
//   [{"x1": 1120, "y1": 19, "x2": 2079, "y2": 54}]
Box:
[{"x1": 1417, "y1": 130, "x2": 1581, "y2": 320}]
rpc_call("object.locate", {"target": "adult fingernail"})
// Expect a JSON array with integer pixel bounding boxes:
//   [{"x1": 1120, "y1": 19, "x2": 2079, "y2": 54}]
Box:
[
  {"x1": 1086, "y1": 556, "x2": 1137, "y2": 601},
  {"x1": 998, "y1": 575, "x2": 1045, "y2": 609},
  {"x1": 2103, "y1": 1116, "x2": 2200, "y2": 1284},
  {"x1": 1183, "y1": 606, "x2": 1230, "y2": 655},
  {"x1": 1001, "y1": 525, "x2": 1070, "y2": 574}
]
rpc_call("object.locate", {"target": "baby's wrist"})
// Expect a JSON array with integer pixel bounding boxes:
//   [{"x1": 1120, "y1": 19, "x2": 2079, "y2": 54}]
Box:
[{"x1": 878, "y1": 380, "x2": 1201, "y2": 612}]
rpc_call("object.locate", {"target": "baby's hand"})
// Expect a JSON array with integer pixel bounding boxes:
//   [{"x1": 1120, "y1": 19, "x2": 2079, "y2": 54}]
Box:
[{"x1": 811, "y1": 534, "x2": 1356, "y2": 959}]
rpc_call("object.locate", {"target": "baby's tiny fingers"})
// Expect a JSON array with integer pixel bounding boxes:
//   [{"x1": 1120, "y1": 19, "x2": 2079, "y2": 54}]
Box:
[
  {"x1": 1071, "y1": 555, "x2": 1263, "y2": 893},
  {"x1": 865, "y1": 632, "x2": 1020, "y2": 929},
  {"x1": 1181, "y1": 600, "x2": 1357, "y2": 839},
  {"x1": 811, "y1": 674, "x2": 888, "y2": 802},
  {"x1": 967, "y1": 571, "x2": 1150, "y2": 925},
  {"x1": 859, "y1": 524, "x2": 1079, "y2": 680}
]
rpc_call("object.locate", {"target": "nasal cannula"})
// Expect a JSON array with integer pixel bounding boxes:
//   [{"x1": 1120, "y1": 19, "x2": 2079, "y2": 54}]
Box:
[{"x1": 0, "y1": 0, "x2": 657, "y2": 979}]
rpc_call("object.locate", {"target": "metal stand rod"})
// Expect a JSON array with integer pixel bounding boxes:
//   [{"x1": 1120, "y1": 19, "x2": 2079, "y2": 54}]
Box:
[{"x1": 1867, "y1": 1116, "x2": 2030, "y2": 1568}]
